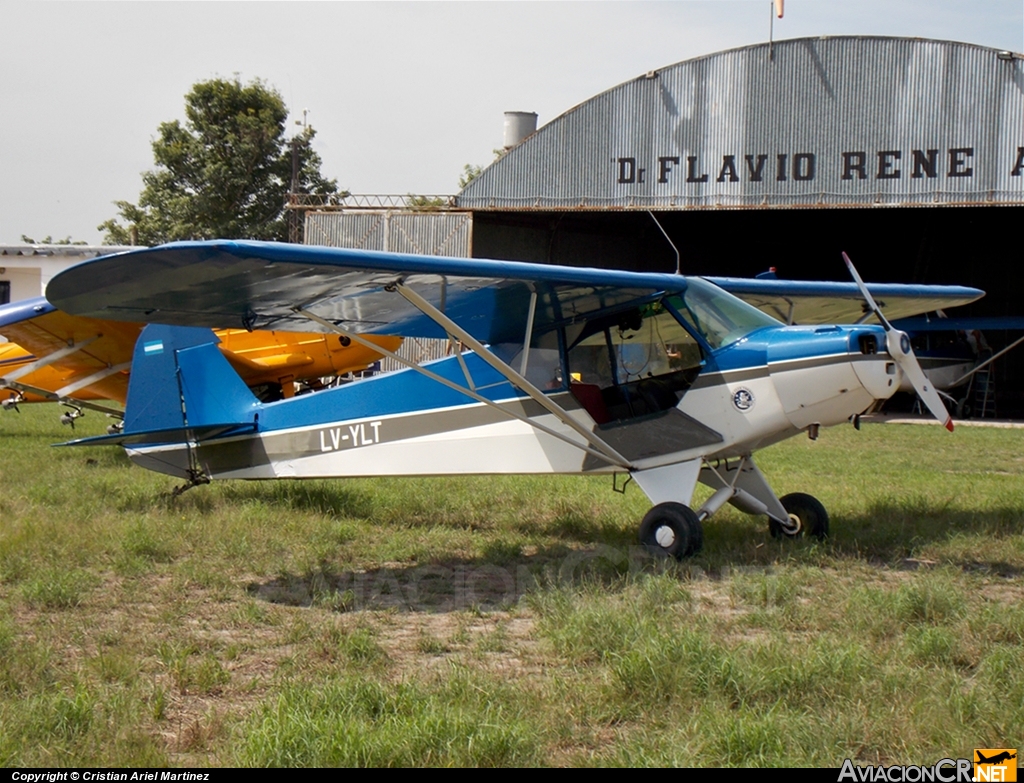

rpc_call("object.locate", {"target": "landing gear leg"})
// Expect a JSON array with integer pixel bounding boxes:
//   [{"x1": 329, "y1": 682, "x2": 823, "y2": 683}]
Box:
[
  {"x1": 698, "y1": 455, "x2": 825, "y2": 539},
  {"x1": 168, "y1": 471, "x2": 211, "y2": 499},
  {"x1": 2, "y1": 392, "x2": 24, "y2": 413},
  {"x1": 168, "y1": 441, "x2": 211, "y2": 499},
  {"x1": 631, "y1": 455, "x2": 830, "y2": 555}
]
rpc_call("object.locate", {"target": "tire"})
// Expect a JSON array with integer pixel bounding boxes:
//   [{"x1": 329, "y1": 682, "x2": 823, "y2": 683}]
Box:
[
  {"x1": 769, "y1": 492, "x2": 829, "y2": 540},
  {"x1": 639, "y1": 502, "x2": 703, "y2": 560}
]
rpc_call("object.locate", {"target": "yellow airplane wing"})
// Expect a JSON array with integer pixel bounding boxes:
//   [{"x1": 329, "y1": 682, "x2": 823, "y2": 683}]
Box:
[
  {"x1": 0, "y1": 306, "x2": 137, "y2": 404},
  {"x1": 216, "y1": 329, "x2": 401, "y2": 398},
  {"x1": 0, "y1": 298, "x2": 401, "y2": 411}
]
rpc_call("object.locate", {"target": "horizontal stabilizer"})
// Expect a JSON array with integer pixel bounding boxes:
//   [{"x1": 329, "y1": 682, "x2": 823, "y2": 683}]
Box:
[{"x1": 58, "y1": 422, "x2": 258, "y2": 448}]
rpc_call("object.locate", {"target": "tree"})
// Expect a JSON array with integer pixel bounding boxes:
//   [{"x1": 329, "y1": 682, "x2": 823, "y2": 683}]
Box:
[
  {"x1": 457, "y1": 149, "x2": 506, "y2": 191},
  {"x1": 457, "y1": 163, "x2": 484, "y2": 190},
  {"x1": 404, "y1": 194, "x2": 447, "y2": 210},
  {"x1": 100, "y1": 78, "x2": 340, "y2": 245}
]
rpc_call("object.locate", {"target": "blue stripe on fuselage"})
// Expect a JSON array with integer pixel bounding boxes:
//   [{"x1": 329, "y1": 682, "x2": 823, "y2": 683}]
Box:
[
  {"x1": 703, "y1": 325, "x2": 888, "y2": 373},
  {"x1": 255, "y1": 352, "x2": 519, "y2": 432}
]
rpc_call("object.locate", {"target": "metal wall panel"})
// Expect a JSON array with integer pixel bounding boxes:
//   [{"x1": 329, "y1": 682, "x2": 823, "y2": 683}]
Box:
[
  {"x1": 377, "y1": 336, "x2": 457, "y2": 374},
  {"x1": 305, "y1": 211, "x2": 473, "y2": 256},
  {"x1": 458, "y1": 37, "x2": 1024, "y2": 209},
  {"x1": 303, "y1": 212, "x2": 473, "y2": 370}
]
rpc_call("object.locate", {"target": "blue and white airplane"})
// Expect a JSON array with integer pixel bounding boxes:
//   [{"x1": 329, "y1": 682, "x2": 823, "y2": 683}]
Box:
[{"x1": 47, "y1": 241, "x2": 983, "y2": 558}]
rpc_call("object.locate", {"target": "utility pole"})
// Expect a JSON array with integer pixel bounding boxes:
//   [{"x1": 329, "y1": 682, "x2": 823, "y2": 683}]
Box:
[
  {"x1": 288, "y1": 108, "x2": 309, "y2": 244},
  {"x1": 288, "y1": 136, "x2": 301, "y2": 243}
]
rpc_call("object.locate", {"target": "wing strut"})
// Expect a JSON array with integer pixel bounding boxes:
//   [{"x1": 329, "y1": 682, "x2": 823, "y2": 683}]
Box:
[
  {"x1": 0, "y1": 335, "x2": 100, "y2": 384},
  {"x1": 519, "y1": 290, "x2": 538, "y2": 376},
  {"x1": 292, "y1": 307, "x2": 635, "y2": 470},
  {"x1": 392, "y1": 283, "x2": 634, "y2": 469},
  {"x1": 1, "y1": 378, "x2": 124, "y2": 417},
  {"x1": 767, "y1": 299, "x2": 795, "y2": 325},
  {"x1": 54, "y1": 362, "x2": 131, "y2": 398}
]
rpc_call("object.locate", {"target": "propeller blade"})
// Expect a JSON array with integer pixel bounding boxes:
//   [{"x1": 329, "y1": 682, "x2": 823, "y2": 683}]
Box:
[
  {"x1": 884, "y1": 329, "x2": 954, "y2": 432},
  {"x1": 844, "y1": 252, "x2": 954, "y2": 432},
  {"x1": 842, "y1": 251, "x2": 892, "y2": 331}
]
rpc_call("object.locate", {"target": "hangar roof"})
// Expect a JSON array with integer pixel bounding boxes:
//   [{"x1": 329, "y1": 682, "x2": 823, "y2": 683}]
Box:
[{"x1": 457, "y1": 36, "x2": 1024, "y2": 211}]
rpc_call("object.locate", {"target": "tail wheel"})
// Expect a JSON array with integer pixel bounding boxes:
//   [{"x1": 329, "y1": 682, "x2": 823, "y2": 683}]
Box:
[
  {"x1": 639, "y1": 502, "x2": 703, "y2": 560},
  {"x1": 769, "y1": 492, "x2": 829, "y2": 540}
]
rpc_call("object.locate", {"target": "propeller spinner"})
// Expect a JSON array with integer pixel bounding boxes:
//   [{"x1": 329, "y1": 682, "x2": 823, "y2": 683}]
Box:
[{"x1": 843, "y1": 252, "x2": 954, "y2": 432}]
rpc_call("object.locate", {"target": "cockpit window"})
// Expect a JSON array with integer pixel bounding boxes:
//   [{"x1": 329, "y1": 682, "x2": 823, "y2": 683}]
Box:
[
  {"x1": 568, "y1": 299, "x2": 703, "y2": 386},
  {"x1": 671, "y1": 278, "x2": 781, "y2": 350},
  {"x1": 565, "y1": 299, "x2": 704, "y2": 421}
]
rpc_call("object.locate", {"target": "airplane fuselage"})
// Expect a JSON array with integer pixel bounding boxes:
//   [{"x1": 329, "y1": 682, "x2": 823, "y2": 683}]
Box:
[{"x1": 124, "y1": 323, "x2": 897, "y2": 483}]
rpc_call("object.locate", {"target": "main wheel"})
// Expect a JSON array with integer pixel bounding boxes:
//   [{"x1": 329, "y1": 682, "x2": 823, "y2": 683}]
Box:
[
  {"x1": 769, "y1": 492, "x2": 829, "y2": 540},
  {"x1": 639, "y1": 502, "x2": 703, "y2": 560}
]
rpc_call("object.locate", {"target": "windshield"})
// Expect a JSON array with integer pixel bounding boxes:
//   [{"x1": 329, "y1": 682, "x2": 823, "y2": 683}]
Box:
[{"x1": 672, "y1": 278, "x2": 781, "y2": 350}]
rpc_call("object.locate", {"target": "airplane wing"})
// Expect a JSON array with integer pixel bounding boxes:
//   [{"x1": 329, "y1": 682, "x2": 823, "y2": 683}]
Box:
[
  {"x1": 706, "y1": 277, "x2": 984, "y2": 325},
  {"x1": 47, "y1": 241, "x2": 687, "y2": 343},
  {"x1": 47, "y1": 242, "x2": 984, "y2": 342},
  {"x1": 0, "y1": 297, "x2": 138, "y2": 404}
]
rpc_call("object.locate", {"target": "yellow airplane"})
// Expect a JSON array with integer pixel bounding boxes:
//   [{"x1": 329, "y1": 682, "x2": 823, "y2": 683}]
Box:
[{"x1": 0, "y1": 296, "x2": 401, "y2": 425}]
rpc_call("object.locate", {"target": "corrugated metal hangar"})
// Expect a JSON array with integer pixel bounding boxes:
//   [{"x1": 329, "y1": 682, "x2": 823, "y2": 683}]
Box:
[{"x1": 304, "y1": 36, "x2": 1024, "y2": 414}]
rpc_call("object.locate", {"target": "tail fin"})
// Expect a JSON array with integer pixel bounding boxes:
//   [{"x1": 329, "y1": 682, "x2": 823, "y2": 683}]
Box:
[{"x1": 124, "y1": 324, "x2": 260, "y2": 434}]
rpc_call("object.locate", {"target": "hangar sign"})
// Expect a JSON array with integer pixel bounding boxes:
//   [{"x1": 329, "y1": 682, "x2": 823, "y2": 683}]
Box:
[{"x1": 614, "y1": 147, "x2": 1024, "y2": 185}]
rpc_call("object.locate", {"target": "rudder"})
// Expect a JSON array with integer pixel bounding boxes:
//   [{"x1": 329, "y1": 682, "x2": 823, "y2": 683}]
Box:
[{"x1": 124, "y1": 324, "x2": 260, "y2": 434}]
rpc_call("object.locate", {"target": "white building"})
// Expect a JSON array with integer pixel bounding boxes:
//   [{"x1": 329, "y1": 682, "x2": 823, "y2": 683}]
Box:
[{"x1": 0, "y1": 244, "x2": 134, "y2": 304}]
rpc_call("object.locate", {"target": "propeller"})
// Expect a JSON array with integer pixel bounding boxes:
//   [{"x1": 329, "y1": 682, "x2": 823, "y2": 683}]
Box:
[{"x1": 843, "y1": 252, "x2": 954, "y2": 432}]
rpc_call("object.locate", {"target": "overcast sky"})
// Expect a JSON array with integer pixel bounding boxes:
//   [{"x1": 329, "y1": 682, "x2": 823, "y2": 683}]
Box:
[{"x1": 2, "y1": 0, "x2": 1021, "y2": 245}]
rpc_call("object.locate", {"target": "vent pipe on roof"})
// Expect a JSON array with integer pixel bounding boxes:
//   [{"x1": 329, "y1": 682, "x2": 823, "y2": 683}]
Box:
[{"x1": 503, "y1": 111, "x2": 538, "y2": 149}]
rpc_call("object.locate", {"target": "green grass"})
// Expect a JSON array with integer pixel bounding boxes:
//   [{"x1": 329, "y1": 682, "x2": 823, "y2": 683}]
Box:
[
  {"x1": 234, "y1": 674, "x2": 543, "y2": 767},
  {"x1": 0, "y1": 403, "x2": 1022, "y2": 765}
]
